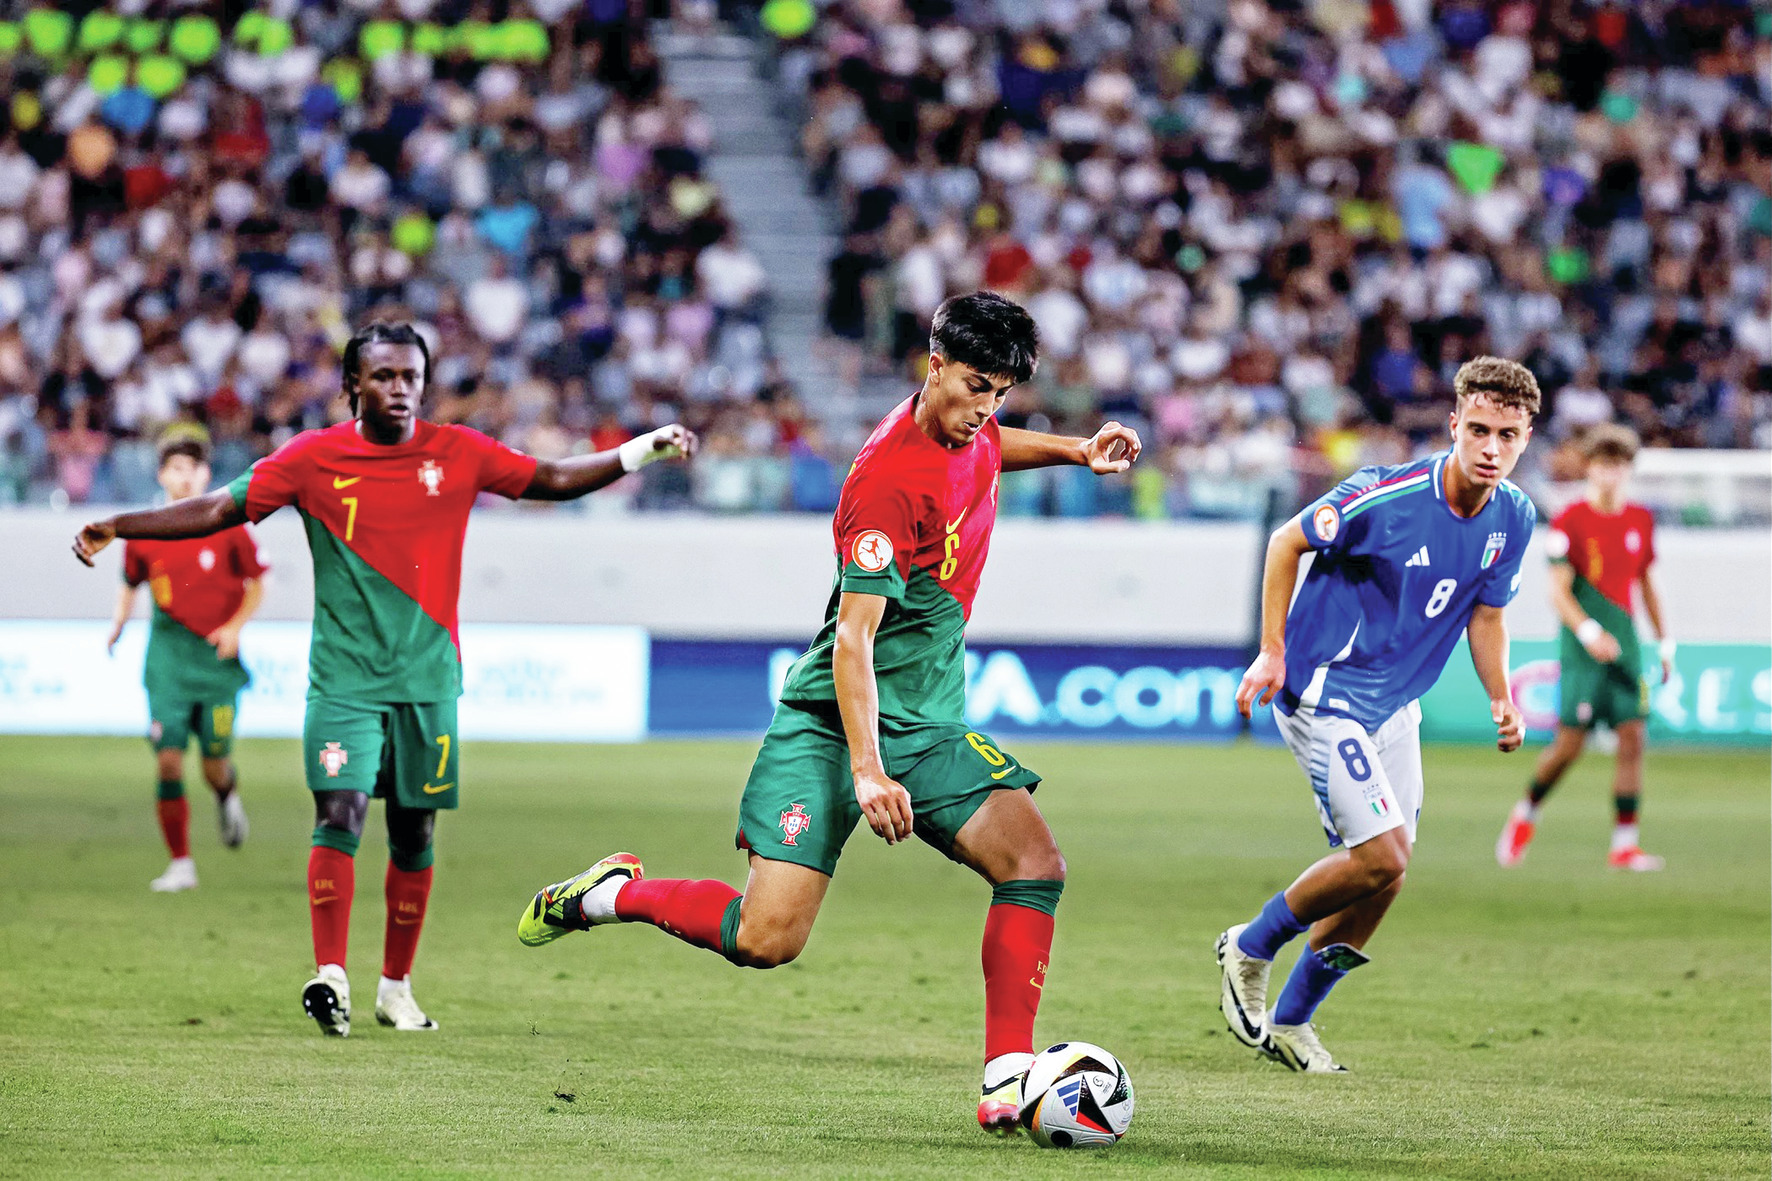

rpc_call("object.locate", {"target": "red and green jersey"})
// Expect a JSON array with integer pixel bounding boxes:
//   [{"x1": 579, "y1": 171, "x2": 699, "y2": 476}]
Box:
[
  {"x1": 226, "y1": 420, "x2": 537, "y2": 703},
  {"x1": 778, "y1": 395, "x2": 1001, "y2": 725},
  {"x1": 124, "y1": 526, "x2": 267, "y2": 699},
  {"x1": 1546, "y1": 499, "x2": 1655, "y2": 665}
]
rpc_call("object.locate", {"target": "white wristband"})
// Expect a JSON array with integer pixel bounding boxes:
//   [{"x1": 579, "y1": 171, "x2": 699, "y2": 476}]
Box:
[
  {"x1": 1576, "y1": 618, "x2": 1604, "y2": 646},
  {"x1": 618, "y1": 432, "x2": 661, "y2": 474},
  {"x1": 1658, "y1": 637, "x2": 1676, "y2": 662}
]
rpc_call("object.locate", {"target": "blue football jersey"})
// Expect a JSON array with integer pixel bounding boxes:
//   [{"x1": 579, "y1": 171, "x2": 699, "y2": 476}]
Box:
[{"x1": 1280, "y1": 451, "x2": 1537, "y2": 731}]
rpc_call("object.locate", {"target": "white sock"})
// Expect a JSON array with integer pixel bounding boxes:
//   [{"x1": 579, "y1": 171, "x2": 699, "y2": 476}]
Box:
[
  {"x1": 1612, "y1": 823, "x2": 1639, "y2": 852},
  {"x1": 578, "y1": 875, "x2": 630, "y2": 925},
  {"x1": 316, "y1": 962, "x2": 345, "y2": 978},
  {"x1": 1515, "y1": 799, "x2": 1539, "y2": 823},
  {"x1": 983, "y1": 1052, "x2": 1035, "y2": 1092},
  {"x1": 378, "y1": 975, "x2": 407, "y2": 994}
]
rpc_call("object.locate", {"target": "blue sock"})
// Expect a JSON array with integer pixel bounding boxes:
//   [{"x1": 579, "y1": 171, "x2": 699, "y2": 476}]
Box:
[
  {"x1": 1272, "y1": 943, "x2": 1369, "y2": 1026},
  {"x1": 1236, "y1": 891, "x2": 1308, "y2": 961}
]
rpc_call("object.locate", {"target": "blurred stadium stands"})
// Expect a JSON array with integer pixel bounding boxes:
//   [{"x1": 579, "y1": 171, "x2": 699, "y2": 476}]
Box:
[{"x1": 0, "y1": 0, "x2": 1766, "y2": 522}]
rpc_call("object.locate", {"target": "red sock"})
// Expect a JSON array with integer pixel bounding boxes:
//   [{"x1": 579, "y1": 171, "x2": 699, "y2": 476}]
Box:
[
  {"x1": 382, "y1": 865, "x2": 433, "y2": 980},
  {"x1": 615, "y1": 878, "x2": 741, "y2": 954},
  {"x1": 156, "y1": 798, "x2": 190, "y2": 860},
  {"x1": 308, "y1": 847, "x2": 355, "y2": 969},
  {"x1": 982, "y1": 903, "x2": 1055, "y2": 1061}
]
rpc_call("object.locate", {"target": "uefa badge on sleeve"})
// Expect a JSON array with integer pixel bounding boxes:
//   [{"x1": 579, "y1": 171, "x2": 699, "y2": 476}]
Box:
[
  {"x1": 852, "y1": 530, "x2": 893, "y2": 573},
  {"x1": 1312, "y1": 503, "x2": 1340, "y2": 543}
]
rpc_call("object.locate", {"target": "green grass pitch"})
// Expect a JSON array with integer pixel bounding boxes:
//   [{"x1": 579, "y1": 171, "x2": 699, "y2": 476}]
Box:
[{"x1": 1, "y1": 735, "x2": 1766, "y2": 1178}]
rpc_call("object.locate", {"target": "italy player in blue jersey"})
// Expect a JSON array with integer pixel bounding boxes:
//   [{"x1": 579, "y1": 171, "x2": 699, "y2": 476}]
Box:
[{"x1": 1216, "y1": 357, "x2": 1541, "y2": 1072}]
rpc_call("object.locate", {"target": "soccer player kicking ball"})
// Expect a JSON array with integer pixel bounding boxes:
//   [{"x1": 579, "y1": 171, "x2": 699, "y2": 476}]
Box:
[
  {"x1": 516, "y1": 292, "x2": 1141, "y2": 1133},
  {"x1": 1220, "y1": 357, "x2": 1539, "y2": 1073},
  {"x1": 107, "y1": 433, "x2": 267, "y2": 892},
  {"x1": 75, "y1": 321, "x2": 694, "y2": 1037},
  {"x1": 1496, "y1": 425, "x2": 1673, "y2": 872}
]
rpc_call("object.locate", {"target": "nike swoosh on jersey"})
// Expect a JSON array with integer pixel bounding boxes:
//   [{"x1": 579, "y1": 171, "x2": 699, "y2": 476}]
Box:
[
  {"x1": 421, "y1": 781, "x2": 453, "y2": 794},
  {"x1": 946, "y1": 507, "x2": 968, "y2": 533},
  {"x1": 331, "y1": 476, "x2": 362, "y2": 488}
]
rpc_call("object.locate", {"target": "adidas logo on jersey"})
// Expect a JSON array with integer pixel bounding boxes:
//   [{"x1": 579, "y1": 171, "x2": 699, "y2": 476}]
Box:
[{"x1": 1404, "y1": 546, "x2": 1431, "y2": 568}]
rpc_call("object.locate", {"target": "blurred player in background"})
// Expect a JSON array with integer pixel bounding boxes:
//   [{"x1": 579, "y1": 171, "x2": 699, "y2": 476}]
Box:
[
  {"x1": 1222, "y1": 358, "x2": 1540, "y2": 1072},
  {"x1": 75, "y1": 321, "x2": 694, "y2": 1038},
  {"x1": 108, "y1": 433, "x2": 266, "y2": 893},
  {"x1": 1496, "y1": 425, "x2": 1672, "y2": 872},
  {"x1": 516, "y1": 292, "x2": 1142, "y2": 1133}
]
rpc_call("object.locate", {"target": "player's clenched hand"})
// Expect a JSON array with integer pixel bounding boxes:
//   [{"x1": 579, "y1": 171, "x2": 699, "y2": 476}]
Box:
[
  {"x1": 1491, "y1": 696, "x2": 1524, "y2": 752},
  {"x1": 1083, "y1": 422, "x2": 1141, "y2": 474},
  {"x1": 207, "y1": 624, "x2": 241, "y2": 660},
  {"x1": 645, "y1": 424, "x2": 698, "y2": 462},
  {"x1": 1236, "y1": 649, "x2": 1286, "y2": 719},
  {"x1": 853, "y1": 767, "x2": 913, "y2": 845},
  {"x1": 72, "y1": 521, "x2": 116, "y2": 567},
  {"x1": 1582, "y1": 631, "x2": 1621, "y2": 664}
]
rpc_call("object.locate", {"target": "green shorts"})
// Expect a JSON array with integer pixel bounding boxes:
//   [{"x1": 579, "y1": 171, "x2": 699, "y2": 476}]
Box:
[
  {"x1": 302, "y1": 696, "x2": 461, "y2": 810},
  {"x1": 1559, "y1": 656, "x2": 1649, "y2": 730},
  {"x1": 148, "y1": 691, "x2": 241, "y2": 758},
  {"x1": 735, "y1": 699, "x2": 1041, "y2": 877}
]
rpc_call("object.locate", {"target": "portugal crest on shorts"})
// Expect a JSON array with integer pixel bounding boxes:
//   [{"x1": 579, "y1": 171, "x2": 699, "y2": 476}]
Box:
[
  {"x1": 320, "y1": 741, "x2": 348, "y2": 778},
  {"x1": 1481, "y1": 531, "x2": 1507, "y2": 570},
  {"x1": 779, "y1": 802, "x2": 812, "y2": 846}
]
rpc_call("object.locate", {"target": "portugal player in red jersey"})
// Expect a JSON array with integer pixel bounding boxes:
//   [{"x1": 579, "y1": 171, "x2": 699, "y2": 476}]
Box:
[
  {"x1": 516, "y1": 292, "x2": 1142, "y2": 1132},
  {"x1": 75, "y1": 321, "x2": 694, "y2": 1036},
  {"x1": 1496, "y1": 425, "x2": 1674, "y2": 870},
  {"x1": 108, "y1": 433, "x2": 267, "y2": 893}
]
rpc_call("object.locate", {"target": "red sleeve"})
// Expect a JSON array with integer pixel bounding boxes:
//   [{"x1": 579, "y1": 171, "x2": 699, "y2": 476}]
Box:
[
  {"x1": 229, "y1": 433, "x2": 314, "y2": 522},
  {"x1": 122, "y1": 541, "x2": 147, "y2": 586},
  {"x1": 832, "y1": 454, "x2": 928, "y2": 600},
  {"x1": 1638, "y1": 509, "x2": 1655, "y2": 568},
  {"x1": 231, "y1": 524, "x2": 268, "y2": 579},
  {"x1": 455, "y1": 426, "x2": 539, "y2": 499},
  {"x1": 1544, "y1": 505, "x2": 1570, "y2": 562}
]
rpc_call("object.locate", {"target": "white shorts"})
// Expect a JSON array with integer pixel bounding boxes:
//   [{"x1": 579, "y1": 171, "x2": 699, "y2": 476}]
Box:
[{"x1": 1274, "y1": 701, "x2": 1424, "y2": 849}]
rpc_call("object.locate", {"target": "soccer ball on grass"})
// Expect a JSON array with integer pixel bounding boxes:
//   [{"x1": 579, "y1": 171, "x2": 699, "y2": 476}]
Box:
[{"x1": 1018, "y1": 1041, "x2": 1134, "y2": 1148}]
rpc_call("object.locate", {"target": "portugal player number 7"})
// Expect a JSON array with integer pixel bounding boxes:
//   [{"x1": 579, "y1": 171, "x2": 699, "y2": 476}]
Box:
[{"x1": 73, "y1": 320, "x2": 695, "y2": 1039}]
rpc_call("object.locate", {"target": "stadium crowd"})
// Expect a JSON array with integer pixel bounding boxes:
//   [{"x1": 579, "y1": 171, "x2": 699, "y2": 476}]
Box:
[
  {"x1": 786, "y1": 0, "x2": 1771, "y2": 517},
  {"x1": 0, "y1": 0, "x2": 820, "y2": 511},
  {"x1": 0, "y1": 0, "x2": 1767, "y2": 519}
]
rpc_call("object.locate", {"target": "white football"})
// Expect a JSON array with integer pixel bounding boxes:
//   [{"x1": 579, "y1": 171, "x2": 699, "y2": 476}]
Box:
[{"x1": 1018, "y1": 1041, "x2": 1135, "y2": 1148}]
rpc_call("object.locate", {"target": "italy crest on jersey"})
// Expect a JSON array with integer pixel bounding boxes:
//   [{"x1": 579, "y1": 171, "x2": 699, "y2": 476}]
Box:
[{"x1": 1481, "y1": 531, "x2": 1507, "y2": 570}]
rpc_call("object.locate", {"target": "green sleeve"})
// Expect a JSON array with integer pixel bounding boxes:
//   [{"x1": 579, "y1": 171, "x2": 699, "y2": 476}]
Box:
[
  {"x1": 838, "y1": 560, "x2": 906, "y2": 601},
  {"x1": 226, "y1": 468, "x2": 252, "y2": 510}
]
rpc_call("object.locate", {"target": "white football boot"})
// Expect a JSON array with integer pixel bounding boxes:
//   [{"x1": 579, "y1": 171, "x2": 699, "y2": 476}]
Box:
[
  {"x1": 375, "y1": 976, "x2": 439, "y2": 1031},
  {"x1": 150, "y1": 857, "x2": 198, "y2": 892},
  {"x1": 1265, "y1": 1022, "x2": 1348, "y2": 1073},
  {"x1": 302, "y1": 964, "x2": 352, "y2": 1037},
  {"x1": 217, "y1": 792, "x2": 249, "y2": 849},
  {"x1": 1216, "y1": 924, "x2": 1273, "y2": 1048}
]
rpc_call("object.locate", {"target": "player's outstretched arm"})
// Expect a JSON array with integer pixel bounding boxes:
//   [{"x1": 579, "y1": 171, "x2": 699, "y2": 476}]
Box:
[
  {"x1": 73, "y1": 491, "x2": 246, "y2": 567},
  {"x1": 522, "y1": 425, "x2": 697, "y2": 501},
  {"x1": 999, "y1": 422, "x2": 1141, "y2": 473},
  {"x1": 1468, "y1": 603, "x2": 1524, "y2": 752},
  {"x1": 831, "y1": 591, "x2": 914, "y2": 845},
  {"x1": 1235, "y1": 519, "x2": 1312, "y2": 718}
]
